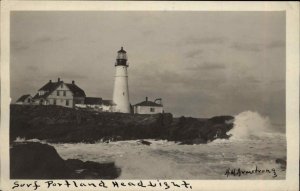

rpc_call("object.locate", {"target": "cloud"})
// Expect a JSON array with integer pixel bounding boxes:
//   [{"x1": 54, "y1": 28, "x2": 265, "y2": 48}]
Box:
[
  {"x1": 142, "y1": 30, "x2": 154, "y2": 36},
  {"x1": 49, "y1": 72, "x2": 88, "y2": 81},
  {"x1": 26, "y1": 65, "x2": 39, "y2": 72},
  {"x1": 35, "y1": 36, "x2": 52, "y2": 43},
  {"x1": 11, "y1": 40, "x2": 29, "y2": 52},
  {"x1": 34, "y1": 36, "x2": 68, "y2": 44},
  {"x1": 231, "y1": 40, "x2": 285, "y2": 52},
  {"x1": 182, "y1": 36, "x2": 226, "y2": 46},
  {"x1": 270, "y1": 79, "x2": 285, "y2": 84},
  {"x1": 186, "y1": 61, "x2": 226, "y2": 71},
  {"x1": 231, "y1": 42, "x2": 261, "y2": 52},
  {"x1": 266, "y1": 41, "x2": 285, "y2": 49},
  {"x1": 244, "y1": 76, "x2": 261, "y2": 84},
  {"x1": 185, "y1": 49, "x2": 203, "y2": 58},
  {"x1": 11, "y1": 36, "x2": 68, "y2": 53}
]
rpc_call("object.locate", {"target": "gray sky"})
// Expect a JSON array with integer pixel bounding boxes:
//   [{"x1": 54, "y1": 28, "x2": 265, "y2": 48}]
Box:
[{"x1": 10, "y1": 11, "x2": 286, "y2": 130}]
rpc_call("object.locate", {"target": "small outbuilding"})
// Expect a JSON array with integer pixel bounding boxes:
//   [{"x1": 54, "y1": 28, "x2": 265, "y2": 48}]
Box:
[
  {"x1": 134, "y1": 97, "x2": 163, "y2": 114},
  {"x1": 16, "y1": 94, "x2": 32, "y2": 105},
  {"x1": 75, "y1": 97, "x2": 115, "y2": 112}
]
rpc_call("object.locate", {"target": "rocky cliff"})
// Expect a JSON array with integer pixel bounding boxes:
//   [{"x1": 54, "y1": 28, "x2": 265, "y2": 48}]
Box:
[{"x1": 10, "y1": 105, "x2": 234, "y2": 144}]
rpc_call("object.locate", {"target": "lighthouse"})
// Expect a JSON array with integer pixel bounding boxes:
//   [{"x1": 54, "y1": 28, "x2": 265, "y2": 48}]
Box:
[{"x1": 112, "y1": 47, "x2": 131, "y2": 113}]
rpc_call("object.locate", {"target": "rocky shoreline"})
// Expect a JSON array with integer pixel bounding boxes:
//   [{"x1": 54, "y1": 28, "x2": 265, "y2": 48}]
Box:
[
  {"x1": 10, "y1": 105, "x2": 234, "y2": 144},
  {"x1": 9, "y1": 105, "x2": 235, "y2": 179},
  {"x1": 11, "y1": 142, "x2": 121, "y2": 179}
]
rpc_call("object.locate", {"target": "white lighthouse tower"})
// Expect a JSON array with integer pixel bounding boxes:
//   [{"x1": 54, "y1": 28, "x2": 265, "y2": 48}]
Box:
[{"x1": 112, "y1": 47, "x2": 131, "y2": 113}]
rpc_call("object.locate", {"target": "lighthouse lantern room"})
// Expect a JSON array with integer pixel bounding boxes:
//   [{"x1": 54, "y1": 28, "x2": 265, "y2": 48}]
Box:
[{"x1": 115, "y1": 47, "x2": 128, "y2": 66}]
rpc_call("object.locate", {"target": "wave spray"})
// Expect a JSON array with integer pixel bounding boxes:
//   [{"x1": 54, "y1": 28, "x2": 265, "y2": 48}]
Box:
[{"x1": 228, "y1": 111, "x2": 271, "y2": 139}]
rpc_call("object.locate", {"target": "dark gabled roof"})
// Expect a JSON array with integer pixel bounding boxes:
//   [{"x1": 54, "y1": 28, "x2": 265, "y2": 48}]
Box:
[
  {"x1": 65, "y1": 83, "x2": 86, "y2": 97},
  {"x1": 134, "y1": 100, "x2": 163, "y2": 107},
  {"x1": 102, "y1": 100, "x2": 116, "y2": 106},
  {"x1": 16, "y1": 94, "x2": 31, "y2": 102},
  {"x1": 84, "y1": 97, "x2": 102, "y2": 105},
  {"x1": 33, "y1": 93, "x2": 47, "y2": 100},
  {"x1": 34, "y1": 81, "x2": 63, "y2": 99},
  {"x1": 33, "y1": 80, "x2": 86, "y2": 100},
  {"x1": 38, "y1": 81, "x2": 61, "y2": 91}
]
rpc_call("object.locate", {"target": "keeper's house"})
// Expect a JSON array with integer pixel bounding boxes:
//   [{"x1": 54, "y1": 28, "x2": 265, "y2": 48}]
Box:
[
  {"x1": 133, "y1": 97, "x2": 164, "y2": 114},
  {"x1": 31, "y1": 78, "x2": 86, "y2": 108},
  {"x1": 15, "y1": 78, "x2": 116, "y2": 111}
]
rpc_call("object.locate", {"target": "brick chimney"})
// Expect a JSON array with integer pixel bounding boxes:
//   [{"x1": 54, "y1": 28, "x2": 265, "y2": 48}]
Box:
[
  {"x1": 58, "y1": 77, "x2": 60, "y2": 82},
  {"x1": 145, "y1": 97, "x2": 148, "y2": 102},
  {"x1": 72, "y1": 80, "x2": 75, "y2": 84}
]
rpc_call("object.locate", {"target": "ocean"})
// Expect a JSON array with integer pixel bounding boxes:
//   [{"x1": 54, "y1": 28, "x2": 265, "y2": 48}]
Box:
[
  {"x1": 49, "y1": 132, "x2": 286, "y2": 180},
  {"x1": 20, "y1": 111, "x2": 287, "y2": 179}
]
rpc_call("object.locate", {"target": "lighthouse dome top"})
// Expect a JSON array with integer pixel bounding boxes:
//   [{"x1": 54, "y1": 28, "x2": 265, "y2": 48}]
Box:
[
  {"x1": 116, "y1": 47, "x2": 128, "y2": 61},
  {"x1": 118, "y1": 47, "x2": 127, "y2": 53}
]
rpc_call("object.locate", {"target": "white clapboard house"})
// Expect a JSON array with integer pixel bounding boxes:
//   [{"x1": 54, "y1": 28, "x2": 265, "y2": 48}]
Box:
[
  {"x1": 133, "y1": 97, "x2": 164, "y2": 114},
  {"x1": 31, "y1": 78, "x2": 86, "y2": 108},
  {"x1": 16, "y1": 78, "x2": 116, "y2": 111}
]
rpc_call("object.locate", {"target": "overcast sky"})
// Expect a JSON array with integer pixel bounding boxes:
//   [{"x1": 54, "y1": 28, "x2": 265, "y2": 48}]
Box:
[{"x1": 10, "y1": 11, "x2": 285, "y2": 130}]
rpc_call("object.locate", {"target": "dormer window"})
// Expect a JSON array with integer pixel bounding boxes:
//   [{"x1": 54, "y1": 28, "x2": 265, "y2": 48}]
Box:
[{"x1": 39, "y1": 91, "x2": 44, "y2": 96}]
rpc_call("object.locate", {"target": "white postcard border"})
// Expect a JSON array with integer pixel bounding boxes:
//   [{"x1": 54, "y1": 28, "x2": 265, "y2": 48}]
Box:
[{"x1": 1, "y1": 1, "x2": 299, "y2": 191}]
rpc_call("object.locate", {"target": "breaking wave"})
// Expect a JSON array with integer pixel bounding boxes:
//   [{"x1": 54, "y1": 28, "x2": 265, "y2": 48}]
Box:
[{"x1": 228, "y1": 111, "x2": 272, "y2": 139}]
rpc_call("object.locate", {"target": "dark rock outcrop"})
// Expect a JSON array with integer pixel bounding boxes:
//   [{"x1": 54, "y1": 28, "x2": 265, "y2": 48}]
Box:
[
  {"x1": 275, "y1": 158, "x2": 286, "y2": 170},
  {"x1": 11, "y1": 142, "x2": 70, "y2": 179},
  {"x1": 137, "y1": 140, "x2": 152, "y2": 146},
  {"x1": 10, "y1": 105, "x2": 234, "y2": 144},
  {"x1": 10, "y1": 142, "x2": 121, "y2": 179},
  {"x1": 167, "y1": 116, "x2": 233, "y2": 144},
  {"x1": 65, "y1": 159, "x2": 121, "y2": 179}
]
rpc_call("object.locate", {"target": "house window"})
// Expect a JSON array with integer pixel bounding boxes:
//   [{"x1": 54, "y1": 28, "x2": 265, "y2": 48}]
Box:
[
  {"x1": 53, "y1": 99, "x2": 56, "y2": 105},
  {"x1": 57, "y1": 91, "x2": 60, "y2": 96},
  {"x1": 63, "y1": 91, "x2": 66, "y2": 96},
  {"x1": 66, "y1": 100, "x2": 69, "y2": 106},
  {"x1": 61, "y1": 84, "x2": 63, "y2": 88},
  {"x1": 150, "y1": 108, "x2": 155, "y2": 112}
]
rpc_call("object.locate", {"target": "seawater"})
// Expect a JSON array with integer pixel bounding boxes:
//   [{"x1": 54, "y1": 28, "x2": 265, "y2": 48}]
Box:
[
  {"x1": 23, "y1": 111, "x2": 287, "y2": 179},
  {"x1": 49, "y1": 133, "x2": 286, "y2": 180}
]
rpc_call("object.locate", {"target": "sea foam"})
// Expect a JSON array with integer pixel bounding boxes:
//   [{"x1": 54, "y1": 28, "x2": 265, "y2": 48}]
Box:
[{"x1": 228, "y1": 111, "x2": 272, "y2": 139}]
